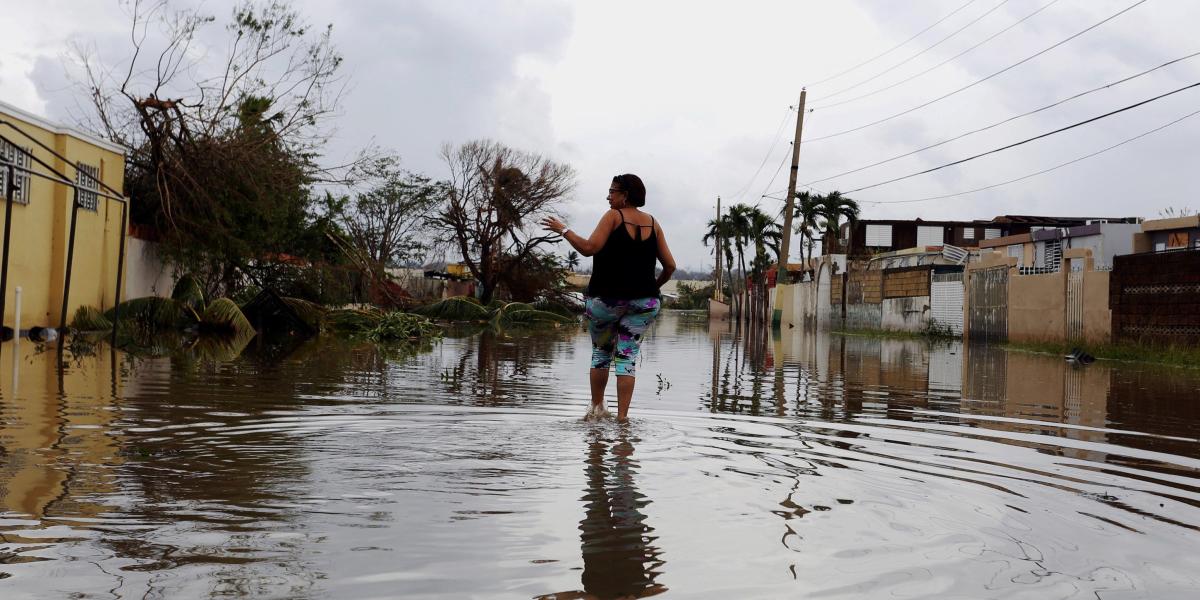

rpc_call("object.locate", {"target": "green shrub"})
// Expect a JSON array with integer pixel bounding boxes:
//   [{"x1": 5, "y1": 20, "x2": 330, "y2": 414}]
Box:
[{"x1": 366, "y1": 312, "x2": 443, "y2": 342}]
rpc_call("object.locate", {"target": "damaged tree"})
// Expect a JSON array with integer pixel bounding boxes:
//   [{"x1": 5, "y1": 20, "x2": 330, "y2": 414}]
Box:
[
  {"x1": 430, "y1": 140, "x2": 575, "y2": 304},
  {"x1": 73, "y1": 0, "x2": 350, "y2": 296}
]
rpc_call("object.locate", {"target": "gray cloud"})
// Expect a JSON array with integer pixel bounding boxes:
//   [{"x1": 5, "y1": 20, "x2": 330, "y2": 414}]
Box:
[{"x1": 10, "y1": 0, "x2": 1200, "y2": 270}]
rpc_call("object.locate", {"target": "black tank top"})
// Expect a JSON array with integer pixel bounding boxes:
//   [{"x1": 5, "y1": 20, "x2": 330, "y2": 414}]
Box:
[{"x1": 586, "y1": 209, "x2": 660, "y2": 299}]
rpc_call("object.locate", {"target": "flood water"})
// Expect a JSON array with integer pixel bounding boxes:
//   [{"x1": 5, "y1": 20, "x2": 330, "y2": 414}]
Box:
[{"x1": 2, "y1": 311, "x2": 1200, "y2": 599}]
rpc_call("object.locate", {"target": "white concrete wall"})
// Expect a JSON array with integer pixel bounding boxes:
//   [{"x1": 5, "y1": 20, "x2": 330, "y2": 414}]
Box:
[
  {"x1": 1098, "y1": 223, "x2": 1140, "y2": 266},
  {"x1": 881, "y1": 296, "x2": 931, "y2": 332},
  {"x1": 124, "y1": 238, "x2": 176, "y2": 299},
  {"x1": 845, "y1": 302, "x2": 881, "y2": 330}
]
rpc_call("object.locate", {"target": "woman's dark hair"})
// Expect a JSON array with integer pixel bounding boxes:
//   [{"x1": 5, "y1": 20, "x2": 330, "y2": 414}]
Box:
[{"x1": 612, "y1": 174, "x2": 646, "y2": 207}]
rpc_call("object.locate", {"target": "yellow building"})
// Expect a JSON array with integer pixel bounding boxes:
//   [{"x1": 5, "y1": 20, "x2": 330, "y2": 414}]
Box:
[{"x1": 0, "y1": 100, "x2": 126, "y2": 331}]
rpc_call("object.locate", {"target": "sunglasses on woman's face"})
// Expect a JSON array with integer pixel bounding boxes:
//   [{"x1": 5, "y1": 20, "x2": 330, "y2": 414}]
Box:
[{"x1": 608, "y1": 188, "x2": 623, "y2": 194}]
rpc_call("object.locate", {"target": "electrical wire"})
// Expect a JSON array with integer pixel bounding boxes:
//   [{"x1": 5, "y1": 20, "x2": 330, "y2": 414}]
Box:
[
  {"x1": 805, "y1": 0, "x2": 981, "y2": 87},
  {"x1": 804, "y1": 49, "x2": 1200, "y2": 187},
  {"x1": 859, "y1": 106, "x2": 1200, "y2": 205},
  {"x1": 815, "y1": 0, "x2": 1013, "y2": 104},
  {"x1": 753, "y1": 146, "x2": 792, "y2": 207},
  {"x1": 842, "y1": 80, "x2": 1200, "y2": 194},
  {"x1": 755, "y1": 145, "x2": 793, "y2": 205},
  {"x1": 805, "y1": 0, "x2": 1147, "y2": 143},
  {"x1": 811, "y1": 0, "x2": 1060, "y2": 110},
  {"x1": 726, "y1": 106, "x2": 795, "y2": 201}
]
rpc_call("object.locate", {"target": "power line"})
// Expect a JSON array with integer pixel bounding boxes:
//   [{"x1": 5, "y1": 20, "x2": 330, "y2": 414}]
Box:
[
  {"x1": 762, "y1": 183, "x2": 827, "y2": 202},
  {"x1": 754, "y1": 144, "x2": 793, "y2": 206},
  {"x1": 815, "y1": 0, "x2": 1014, "y2": 104},
  {"x1": 859, "y1": 106, "x2": 1200, "y2": 205},
  {"x1": 726, "y1": 106, "x2": 795, "y2": 201},
  {"x1": 811, "y1": 0, "x2": 1060, "y2": 110},
  {"x1": 805, "y1": 0, "x2": 981, "y2": 87},
  {"x1": 805, "y1": 49, "x2": 1200, "y2": 187},
  {"x1": 843, "y1": 80, "x2": 1200, "y2": 194},
  {"x1": 805, "y1": 0, "x2": 1147, "y2": 143}
]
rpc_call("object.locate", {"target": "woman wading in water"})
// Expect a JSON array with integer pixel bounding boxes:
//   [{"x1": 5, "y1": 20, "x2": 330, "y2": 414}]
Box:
[{"x1": 542, "y1": 174, "x2": 676, "y2": 422}]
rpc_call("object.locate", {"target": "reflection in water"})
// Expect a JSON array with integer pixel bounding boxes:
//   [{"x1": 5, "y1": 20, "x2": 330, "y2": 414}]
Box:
[
  {"x1": 578, "y1": 428, "x2": 665, "y2": 599},
  {"x1": 1, "y1": 313, "x2": 1199, "y2": 597},
  {"x1": 545, "y1": 427, "x2": 665, "y2": 600}
]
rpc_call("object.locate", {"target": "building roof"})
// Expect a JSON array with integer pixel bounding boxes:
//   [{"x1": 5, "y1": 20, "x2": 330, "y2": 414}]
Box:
[
  {"x1": 1141, "y1": 215, "x2": 1200, "y2": 232},
  {"x1": 978, "y1": 233, "x2": 1032, "y2": 249},
  {"x1": 849, "y1": 218, "x2": 987, "y2": 227},
  {"x1": 852, "y1": 215, "x2": 1141, "y2": 228},
  {"x1": 0, "y1": 100, "x2": 127, "y2": 155},
  {"x1": 989, "y1": 214, "x2": 1140, "y2": 225}
]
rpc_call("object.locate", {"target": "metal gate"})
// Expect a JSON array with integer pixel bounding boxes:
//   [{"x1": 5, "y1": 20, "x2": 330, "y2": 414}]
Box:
[
  {"x1": 1066, "y1": 271, "x2": 1084, "y2": 341},
  {"x1": 968, "y1": 266, "x2": 1008, "y2": 342},
  {"x1": 931, "y1": 270, "x2": 964, "y2": 335}
]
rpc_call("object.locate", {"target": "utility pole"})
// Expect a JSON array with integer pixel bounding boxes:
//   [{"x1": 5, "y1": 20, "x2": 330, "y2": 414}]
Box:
[
  {"x1": 777, "y1": 89, "x2": 807, "y2": 283},
  {"x1": 773, "y1": 89, "x2": 807, "y2": 328},
  {"x1": 713, "y1": 196, "x2": 722, "y2": 302}
]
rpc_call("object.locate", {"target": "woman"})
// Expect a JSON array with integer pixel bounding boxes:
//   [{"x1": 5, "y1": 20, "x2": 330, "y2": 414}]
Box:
[{"x1": 541, "y1": 174, "x2": 676, "y2": 422}]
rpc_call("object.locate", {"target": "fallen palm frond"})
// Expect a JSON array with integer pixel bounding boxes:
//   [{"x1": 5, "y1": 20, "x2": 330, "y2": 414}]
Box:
[
  {"x1": 410, "y1": 296, "x2": 490, "y2": 322},
  {"x1": 324, "y1": 307, "x2": 385, "y2": 333},
  {"x1": 104, "y1": 296, "x2": 191, "y2": 331},
  {"x1": 282, "y1": 296, "x2": 329, "y2": 332},
  {"x1": 488, "y1": 301, "x2": 574, "y2": 329},
  {"x1": 366, "y1": 311, "x2": 443, "y2": 342},
  {"x1": 171, "y1": 273, "x2": 207, "y2": 316},
  {"x1": 190, "y1": 329, "x2": 256, "y2": 362},
  {"x1": 530, "y1": 299, "x2": 577, "y2": 318},
  {"x1": 199, "y1": 298, "x2": 255, "y2": 337},
  {"x1": 71, "y1": 306, "x2": 113, "y2": 332}
]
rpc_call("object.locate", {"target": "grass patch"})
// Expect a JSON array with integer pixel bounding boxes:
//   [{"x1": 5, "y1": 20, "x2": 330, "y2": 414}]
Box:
[
  {"x1": 1003, "y1": 340, "x2": 1200, "y2": 369},
  {"x1": 832, "y1": 323, "x2": 957, "y2": 342}
]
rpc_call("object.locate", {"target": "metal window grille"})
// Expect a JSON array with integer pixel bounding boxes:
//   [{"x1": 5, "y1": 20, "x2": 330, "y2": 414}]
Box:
[
  {"x1": 76, "y1": 163, "x2": 99, "y2": 211},
  {"x1": 0, "y1": 140, "x2": 32, "y2": 205},
  {"x1": 984, "y1": 228, "x2": 1001, "y2": 239},
  {"x1": 1046, "y1": 239, "x2": 1063, "y2": 270},
  {"x1": 962, "y1": 227, "x2": 975, "y2": 240}
]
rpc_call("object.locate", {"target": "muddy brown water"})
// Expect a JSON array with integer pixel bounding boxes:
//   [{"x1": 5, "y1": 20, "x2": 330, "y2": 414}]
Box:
[{"x1": 1, "y1": 311, "x2": 1199, "y2": 599}]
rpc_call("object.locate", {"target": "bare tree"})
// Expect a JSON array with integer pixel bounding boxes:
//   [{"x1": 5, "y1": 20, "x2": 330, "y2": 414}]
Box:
[{"x1": 430, "y1": 140, "x2": 575, "y2": 304}]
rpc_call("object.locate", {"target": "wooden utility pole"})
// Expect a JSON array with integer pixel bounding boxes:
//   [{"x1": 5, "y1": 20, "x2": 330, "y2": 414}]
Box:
[
  {"x1": 713, "y1": 196, "x2": 722, "y2": 302},
  {"x1": 777, "y1": 89, "x2": 807, "y2": 284}
]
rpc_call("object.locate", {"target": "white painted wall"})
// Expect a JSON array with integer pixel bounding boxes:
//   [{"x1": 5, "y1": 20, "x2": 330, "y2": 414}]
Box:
[
  {"x1": 881, "y1": 296, "x2": 930, "y2": 332},
  {"x1": 124, "y1": 238, "x2": 176, "y2": 299},
  {"x1": 1097, "y1": 223, "x2": 1140, "y2": 266}
]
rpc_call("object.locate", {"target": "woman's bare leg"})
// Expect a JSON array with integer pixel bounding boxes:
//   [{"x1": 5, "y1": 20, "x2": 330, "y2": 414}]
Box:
[
  {"x1": 590, "y1": 367, "x2": 609, "y2": 409},
  {"x1": 616, "y1": 375, "x2": 636, "y2": 421}
]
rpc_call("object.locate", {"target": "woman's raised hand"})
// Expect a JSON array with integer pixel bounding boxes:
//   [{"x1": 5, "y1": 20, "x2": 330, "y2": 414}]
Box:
[{"x1": 540, "y1": 216, "x2": 567, "y2": 235}]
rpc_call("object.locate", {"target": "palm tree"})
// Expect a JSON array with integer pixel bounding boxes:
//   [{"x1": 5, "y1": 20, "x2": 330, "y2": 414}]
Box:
[
  {"x1": 726, "y1": 204, "x2": 754, "y2": 290},
  {"x1": 725, "y1": 204, "x2": 757, "y2": 320},
  {"x1": 702, "y1": 216, "x2": 735, "y2": 300},
  {"x1": 791, "y1": 190, "x2": 822, "y2": 270},
  {"x1": 745, "y1": 206, "x2": 781, "y2": 284},
  {"x1": 816, "y1": 191, "x2": 860, "y2": 255},
  {"x1": 566, "y1": 250, "x2": 580, "y2": 272}
]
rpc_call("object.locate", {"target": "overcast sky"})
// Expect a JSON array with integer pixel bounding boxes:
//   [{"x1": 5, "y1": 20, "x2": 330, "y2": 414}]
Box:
[{"x1": 3, "y1": 0, "x2": 1199, "y2": 271}]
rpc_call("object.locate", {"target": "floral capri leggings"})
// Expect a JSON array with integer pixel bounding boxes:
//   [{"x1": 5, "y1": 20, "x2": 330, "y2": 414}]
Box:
[{"x1": 585, "y1": 296, "x2": 661, "y2": 376}]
